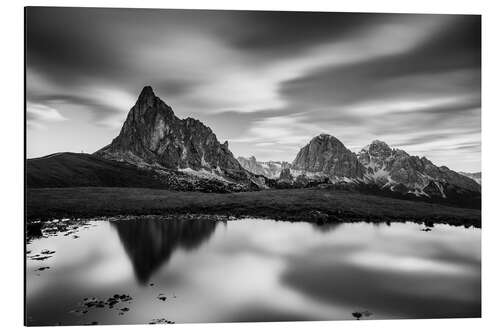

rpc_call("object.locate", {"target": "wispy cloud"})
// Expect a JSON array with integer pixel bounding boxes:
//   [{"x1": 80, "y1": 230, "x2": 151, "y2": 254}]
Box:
[{"x1": 27, "y1": 102, "x2": 66, "y2": 129}]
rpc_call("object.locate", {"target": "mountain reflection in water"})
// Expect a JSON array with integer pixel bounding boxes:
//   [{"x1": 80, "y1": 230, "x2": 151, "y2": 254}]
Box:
[
  {"x1": 111, "y1": 216, "x2": 219, "y2": 283},
  {"x1": 26, "y1": 218, "x2": 480, "y2": 325}
]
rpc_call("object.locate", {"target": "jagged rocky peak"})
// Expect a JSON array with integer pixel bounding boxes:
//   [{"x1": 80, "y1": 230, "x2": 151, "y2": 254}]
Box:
[
  {"x1": 134, "y1": 85, "x2": 174, "y2": 118},
  {"x1": 137, "y1": 85, "x2": 155, "y2": 103},
  {"x1": 360, "y1": 140, "x2": 392, "y2": 157},
  {"x1": 291, "y1": 133, "x2": 365, "y2": 178},
  {"x1": 279, "y1": 167, "x2": 293, "y2": 182},
  {"x1": 95, "y1": 86, "x2": 245, "y2": 177},
  {"x1": 358, "y1": 139, "x2": 396, "y2": 174}
]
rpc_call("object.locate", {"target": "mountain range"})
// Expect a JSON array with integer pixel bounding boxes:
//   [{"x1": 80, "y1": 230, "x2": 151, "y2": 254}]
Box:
[
  {"x1": 238, "y1": 135, "x2": 480, "y2": 201},
  {"x1": 27, "y1": 86, "x2": 480, "y2": 206},
  {"x1": 277, "y1": 135, "x2": 480, "y2": 205}
]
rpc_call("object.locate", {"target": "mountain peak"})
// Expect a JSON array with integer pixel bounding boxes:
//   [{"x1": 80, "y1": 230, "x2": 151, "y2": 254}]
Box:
[
  {"x1": 315, "y1": 133, "x2": 337, "y2": 141},
  {"x1": 310, "y1": 133, "x2": 345, "y2": 147},
  {"x1": 292, "y1": 133, "x2": 365, "y2": 178},
  {"x1": 370, "y1": 139, "x2": 390, "y2": 148},
  {"x1": 139, "y1": 85, "x2": 155, "y2": 96},
  {"x1": 95, "y1": 87, "x2": 246, "y2": 175},
  {"x1": 366, "y1": 140, "x2": 392, "y2": 154},
  {"x1": 137, "y1": 85, "x2": 157, "y2": 104}
]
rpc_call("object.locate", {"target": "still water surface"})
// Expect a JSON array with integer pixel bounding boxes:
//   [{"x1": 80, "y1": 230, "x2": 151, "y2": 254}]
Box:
[{"x1": 26, "y1": 218, "x2": 480, "y2": 325}]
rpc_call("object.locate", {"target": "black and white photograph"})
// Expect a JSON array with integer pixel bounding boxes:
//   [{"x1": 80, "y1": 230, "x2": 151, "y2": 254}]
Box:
[{"x1": 24, "y1": 6, "x2": 481, "y2": 326}]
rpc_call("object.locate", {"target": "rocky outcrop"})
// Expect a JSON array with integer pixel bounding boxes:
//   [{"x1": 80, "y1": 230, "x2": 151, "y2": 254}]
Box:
[
  {"x1": 237, "y1": 156, "x2": 289, "y2": 179},
  {"x1": 95, "y1": 86, "x2": 249, "y2": 183},
  {"x1": 291, "y1": 134, "x2": 365, "y2": 179},
  {"x1": 278, "y1": 168, "x2": 294, "y2": 184}
]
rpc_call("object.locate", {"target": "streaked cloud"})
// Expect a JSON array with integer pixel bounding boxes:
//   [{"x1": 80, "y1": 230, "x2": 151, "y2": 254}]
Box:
[{"x1": 27, "y1": 102, "x2": 66, "y2": 129}]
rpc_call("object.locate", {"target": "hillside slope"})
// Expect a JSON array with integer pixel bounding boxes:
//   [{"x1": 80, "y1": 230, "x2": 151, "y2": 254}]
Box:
[
  {"x1": 27, "y1": 153, "x2": 167, "y2": 188},
  {"x1": 27, "y1": 152, "x2": 265, "y2": 192}
]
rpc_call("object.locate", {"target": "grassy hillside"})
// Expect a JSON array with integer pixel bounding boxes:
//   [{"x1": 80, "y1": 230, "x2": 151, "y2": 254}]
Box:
[
  {"x1": 27, "y1": 153, "x2": 168, "y2": 188},
  {"x1": 26, "y1": 187, "x2": 481, "y2": 227}
]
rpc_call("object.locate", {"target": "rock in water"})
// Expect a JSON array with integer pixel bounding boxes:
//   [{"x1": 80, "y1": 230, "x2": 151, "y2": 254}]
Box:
[{"x1": 95, "y1": 86, "x2": 248, "y2": 182}]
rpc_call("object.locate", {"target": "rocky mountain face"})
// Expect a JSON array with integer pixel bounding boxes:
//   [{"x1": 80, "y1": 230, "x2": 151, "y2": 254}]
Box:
[
  {"x1": 357, "y1": 140, "x2": 481, "y2": 197},
  {"x1": 291, "y1": 134, "x2": 365, "y2": 179},
  {"x1": 97, "y1": 87, "x2": 242, "y2": 173},
  {"x1": 237, "y1": 156, "x2": 290, "y2": 179},
  {"x1": 95, "y1": 86, "x2": 258, "y2": 188}
]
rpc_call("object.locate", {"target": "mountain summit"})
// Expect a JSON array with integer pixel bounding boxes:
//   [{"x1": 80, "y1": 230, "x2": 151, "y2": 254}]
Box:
[
  {"x1": 137, "y1": 85, "x2": 156, "y2": 102},
  {"x1": 291, "y1": 134, "x2": 365, "y2": 179},
  {"x1": 95, "y1": 86, "x2": 246, "y2": 180}
]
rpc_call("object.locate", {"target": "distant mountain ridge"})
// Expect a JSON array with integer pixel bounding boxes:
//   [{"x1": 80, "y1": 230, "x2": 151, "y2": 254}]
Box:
[
  {"x1": 237, "y1": 156, "x2": 290, "y2": 179},
  {"x1": 236, "y1": 134, "x2": 480, "y2": 203},
  {"x1": 27, "y1": 152, "x2": 167, "y2": 188}
]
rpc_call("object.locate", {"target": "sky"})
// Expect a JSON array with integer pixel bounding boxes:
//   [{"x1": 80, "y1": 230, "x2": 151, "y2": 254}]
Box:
[{"x1": 26, "y1": 7, "x2": 481, "y2": 172}]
